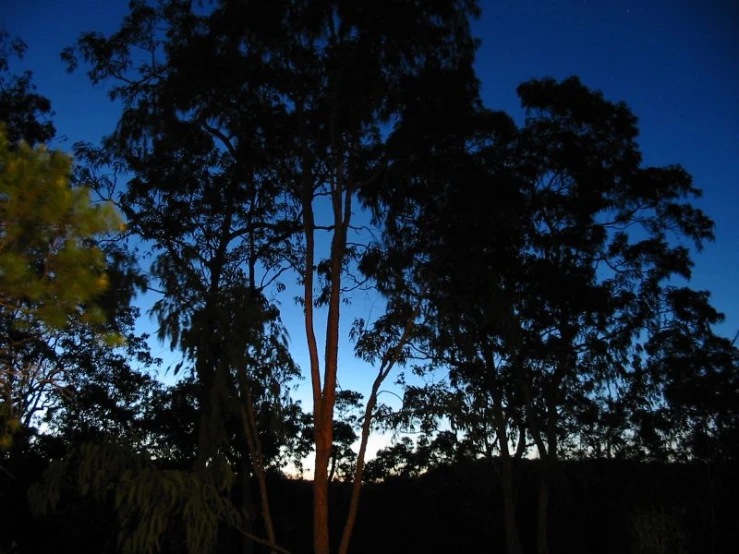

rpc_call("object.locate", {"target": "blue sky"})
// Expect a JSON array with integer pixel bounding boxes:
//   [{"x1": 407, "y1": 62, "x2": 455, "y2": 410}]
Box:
[
  {"x1": 3, "y1": 1, "x2": 738, "y2": 456},
  {"x1": 470, "y1": 0, "x2": 738, "y2": 337}
]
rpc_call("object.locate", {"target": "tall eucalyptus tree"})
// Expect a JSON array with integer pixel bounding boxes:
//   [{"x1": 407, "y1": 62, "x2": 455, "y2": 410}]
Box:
[
  {"x1": 65, "y1": 1, "x2": 482, "y2": 552},
  {"x1": 368, "y1": 76, "x2": 722, "y2": 554}
]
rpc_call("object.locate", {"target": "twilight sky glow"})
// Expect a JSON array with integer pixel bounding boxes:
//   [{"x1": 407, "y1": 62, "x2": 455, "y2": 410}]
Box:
[{"x1": 3, "y1": 0, "x2": 738, "y2": 460}]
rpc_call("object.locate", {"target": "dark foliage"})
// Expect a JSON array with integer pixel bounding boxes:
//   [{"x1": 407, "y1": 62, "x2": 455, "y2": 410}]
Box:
[
  {"x1": 0, "y1": 30, "x2": 55, "y2": 145},
  {"x1": 2, "y1": 2, "x2": 736, "y2": 554},
  {"x1": 4, "y1": 454, "x2": 738, "y2": 554}
]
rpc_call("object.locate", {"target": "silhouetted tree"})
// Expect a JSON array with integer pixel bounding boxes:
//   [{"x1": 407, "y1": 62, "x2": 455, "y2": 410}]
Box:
[
  {"x1": 501, "y1": 76, "x2": 717, "y2": 554},
  {"x1": 257, "y1": 3, "x2": 481, "y2": 552},
  {"x1": 358, "y1": 74, "x2": 528, "y2": 552},
  {"x1": 628, "y1": 291, "x2": 739, "y2": 464},
  {"x1": 63, "y1": 1, "x2": 304, "y2": 550},
  {"x1": 65, "y1": 2, "x2": 483, "y2": 553},
  {"x1": 369, "y1": 76, "x2": 724, "y2": 554},
  {"x1": 0, "y1": 126, "x2": 123, "y2": 449},
  {"x1": 0, "y1": 30, "x2": 55, "y2": 146}
]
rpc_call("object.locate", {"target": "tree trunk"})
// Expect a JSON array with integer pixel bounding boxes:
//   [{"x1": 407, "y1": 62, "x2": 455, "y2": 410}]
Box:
[
  {"x1": 241, "y1": 452, "x2": 255, "y2": 554},
  {"x1": 307, "y1": 99, "x2": 353, "y2": 554},
  {"x1": 516, "y1": 367, "x2": 557, "y2": 554},
  {"x1": 338, "y1": 305, "x2": 419, "y2": 554},
  {"x1": 194, "y1": 405, "x2": 210, "y2": 475},
  {"x1": 237, "y1": 375, "x2": 279, "y2": 554},
  {"x1": 484, "y1": 349, "x2": 523, "y2": 554},
  {"x1": 501, "y1": 456, "x2": 524, "y2": 554},
  {"x1": 194, "y1": 364, "x2": 224, "y2": 475},
  {"x1": 536, "y1": 467, "x2": 550, "y2": 554},
  {"x1": 338, "y1": 383, "x2": 378, "y2": 554},
  {"x1": 313, "y1": 430, "x2": 332, "y2": 554}
]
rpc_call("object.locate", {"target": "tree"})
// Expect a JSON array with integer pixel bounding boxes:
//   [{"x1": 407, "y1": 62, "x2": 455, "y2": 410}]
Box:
[
  {"x1": 0, "y1": 125, "x2": 122, "y2": 450},
  {"x1": 370, "y1": 76, "x2": 722, "y2": 554},
  {"x1": 500, "y1": 76, "x2": 716, "y2": 554},
  {"x1": 364, "y1": 432, "x2": 468, "y2": 482},
  {"x1": 62, "y1": 1, "x2": 307, "y2": 551},
  {"x1": 329, "y1": 390, "x2": 362, "y2": 483},
  {"x1": 353, "y1": 59, "x2": 528, "y2": 549},
  {"x1": 270, "y1": 3, "x2": 480, "y2": 551},
  {"x1": 0, "y1": 30, "x2": 55, "y2": 146},
  {"x1": 0, "y1": 30, "x2": 133, "y2": 458},
  {"x1": 65, "y1": 2, "x2": 482, "y2": 553},
  {"x1": 627, "y1": 290, "x2": 739, "y2": 464}
]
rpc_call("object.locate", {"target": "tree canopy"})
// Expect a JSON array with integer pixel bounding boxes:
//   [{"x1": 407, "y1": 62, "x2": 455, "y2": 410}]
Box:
[{"x1": 0, "y1": 125, "x2": 123, "y2": 450}]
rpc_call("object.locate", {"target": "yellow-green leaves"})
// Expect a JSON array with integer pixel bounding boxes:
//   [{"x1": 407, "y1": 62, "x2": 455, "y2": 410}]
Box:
[
  {"x1": 1, "y1": 124, "x2": 124, "y2": 451},
  {"x1": 0, "y1": 125, "x2": 122, "y2": 331}
]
